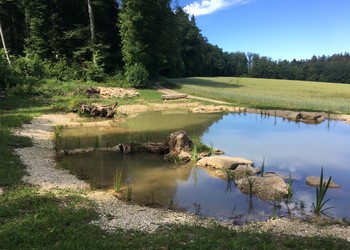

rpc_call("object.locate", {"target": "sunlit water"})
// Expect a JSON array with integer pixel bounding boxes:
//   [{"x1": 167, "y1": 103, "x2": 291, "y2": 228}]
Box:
[{"x1": 58, "y1": 111, "x2": 350, "y2": 223}]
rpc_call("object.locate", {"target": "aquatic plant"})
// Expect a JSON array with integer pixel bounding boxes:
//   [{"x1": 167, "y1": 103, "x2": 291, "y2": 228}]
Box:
[
  {"x1": 225, "y1": 170, "x2": 234, "y2": 192},
  {"x1": 260, "y1": 157, "x2": 265, "y2": 177},
  {"x1": 94, "y1": 135, "x2": 100, "y2": 149},
  {"x1": 146, "y1": 191, "x2": 155, "y2": 206},
  {"x1": 62, "y1": 160, "x2": 73, "y2": 173},
  {"x1": 192, "y1": 143, "x2": 198, "y2": 163},
  {"x1": 89, "y1": 175, "x2": 94, "y2": 190},
  {"x1": 286, "y1": 171, "x2": 293, "y2": 202},
  {"x1": 272, "y1": 200, "x2": 281, "y2": 219},
  {"x1": 53, "y1": 125, "x2": 63, "y2": 151},
  {"x1": 225, "y1": 169, "x2": 234, "y2": 182},
  {"x1": 313, "y1": 167, "x2": 333, "y2": 215},
  {"x1": 209, "y1": 141, "x2": 215, "y2": 156},
  {"x1": 246, "y1": 176, "x2": 255, "y2": 198},
  {"x1": 192, "y1": 166, "x2": 199, "y2": 187},
  {"x1": 127, "y1": 184, "x2": 132, "y2": 201},
  {"x1": 190, "y1": 136, "x2": 209, "y2": 154},
  {"x1": 193, "y1": 202, "x2": 202, "y2": 215},
  {"x1": 114, "y1": 168, "x2": 123, "y2": 193}
]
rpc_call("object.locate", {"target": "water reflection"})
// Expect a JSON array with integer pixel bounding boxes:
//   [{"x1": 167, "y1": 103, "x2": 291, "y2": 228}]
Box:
[{"x1": 58, "y1": 111, "x2": 350, "y2": 221}]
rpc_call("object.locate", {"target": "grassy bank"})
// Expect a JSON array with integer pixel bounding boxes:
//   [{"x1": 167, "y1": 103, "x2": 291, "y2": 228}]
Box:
[
  {"x1": 1, "y1": 80, "x2": 350, "y2": 249},
  {"x1": 166, "y1": 77, "x2": 350, "y2": 114}
]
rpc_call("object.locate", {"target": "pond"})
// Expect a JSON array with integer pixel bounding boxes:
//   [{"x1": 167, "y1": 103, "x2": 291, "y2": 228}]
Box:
[{"x1": 58, "y1": 111, "x2": 350, "y2": 223}]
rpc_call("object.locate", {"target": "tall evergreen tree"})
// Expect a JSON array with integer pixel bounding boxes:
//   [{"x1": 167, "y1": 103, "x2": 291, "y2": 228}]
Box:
[{"x1": 120, "y1": 0, "x2": 174, "y2": 79}]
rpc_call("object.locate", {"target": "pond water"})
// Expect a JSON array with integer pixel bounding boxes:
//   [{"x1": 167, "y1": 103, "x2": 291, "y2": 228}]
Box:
[{"x1": 58, "y1": 111, "x2": 350, "y2": 223}]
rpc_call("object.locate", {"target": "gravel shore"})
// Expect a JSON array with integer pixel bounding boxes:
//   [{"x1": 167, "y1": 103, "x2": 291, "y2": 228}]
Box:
[{"x1": 13, "y1": 113, "x2": 350, "y2": 241}]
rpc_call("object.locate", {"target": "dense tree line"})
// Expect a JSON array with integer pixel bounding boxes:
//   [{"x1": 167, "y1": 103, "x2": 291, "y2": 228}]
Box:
[
  {"x1": 1, "y1": 0, "x2": 349, "y2": 88},
  {"x1": 246, "y1": 53, "x2": 350, "y2": 83}
]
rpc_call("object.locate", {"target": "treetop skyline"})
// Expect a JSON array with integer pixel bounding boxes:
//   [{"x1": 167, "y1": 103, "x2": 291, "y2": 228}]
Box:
[{"x1": 180, "y1": 0, "x2": 350, "y2": 61}]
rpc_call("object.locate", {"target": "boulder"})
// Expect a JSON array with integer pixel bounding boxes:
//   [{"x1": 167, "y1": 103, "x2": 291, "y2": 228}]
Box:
[
  {"x1": 197, "y1": 156, "x2": 254, "y2": 170},
  {"x1": 306, "y1": 176, "x2": 341, "y2": 189},
  {"x1": 236, "y1": 175, "x2": 289, "y2": 200},
  {"x1": 233, "y1": 165, "x2": 260, "y2": 180},
  {"x1": 164, "y1": 150, "x2": 192, "y2": 163},
  {"x1": 301, "y1": 113, "x2": 322, "y2": 121},
  {"x1": 285, "y1": 112, "x2": 302, "y2": 121}
]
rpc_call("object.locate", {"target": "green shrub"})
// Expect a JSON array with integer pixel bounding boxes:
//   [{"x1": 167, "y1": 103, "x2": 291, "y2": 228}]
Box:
[
  {"x1": 125, "y1": 64, "x2": 149, "y2": 88},
  {"x1": 13, "y1": 55, "x2": 46, "y2": 79},
  {"x1": 47, "y1": 59, "x2": 77, "y2": 81},
  {"x1": 85, "y1": 62, "x2": 106, "y2": 82},
  {"x1": 105, "y1": 71, "x2": 129, "y2": 87},
  {"x1": 0, "y1": 50, "x2": 17, "y2": 89}
]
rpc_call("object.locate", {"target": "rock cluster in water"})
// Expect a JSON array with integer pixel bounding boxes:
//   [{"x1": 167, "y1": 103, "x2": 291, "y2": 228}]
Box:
[{"x1": 196, "y1": 156, "x2": 289, "y2": 200}]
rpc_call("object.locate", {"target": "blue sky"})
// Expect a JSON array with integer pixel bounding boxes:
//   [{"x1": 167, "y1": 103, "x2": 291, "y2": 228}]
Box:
[{"x1": 179, "y1": 0, "x2": 350, "y2": 61}]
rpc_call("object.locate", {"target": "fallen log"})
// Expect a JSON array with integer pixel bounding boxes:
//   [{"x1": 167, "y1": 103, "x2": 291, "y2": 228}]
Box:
[
  {"x1": 161, "y1": 94, "x2": 188, "y2": 100},
  {"x1": 118, "y1": 142, "x2": 169, "y2": 154}
]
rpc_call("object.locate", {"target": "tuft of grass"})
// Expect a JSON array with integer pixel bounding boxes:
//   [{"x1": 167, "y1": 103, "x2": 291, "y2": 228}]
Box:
[
  {"x1": 313, "y1": 167, "x2": 333, "y2": 215},
  {"x1": 114, "y1": 168, "x2": 123, "y2": 193},
  {"x1": 190, "y1": 136, "x2": 211, "y2": 155}
]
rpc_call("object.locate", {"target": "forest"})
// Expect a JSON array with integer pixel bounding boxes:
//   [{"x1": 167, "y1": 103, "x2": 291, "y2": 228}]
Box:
[{"x1": 1, "y1": 0, "x2": 350, "y2": 89}]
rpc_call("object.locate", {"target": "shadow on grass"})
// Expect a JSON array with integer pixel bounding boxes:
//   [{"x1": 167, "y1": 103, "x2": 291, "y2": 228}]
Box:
[{"x1": 165, "y1": 77, "x2": 243, "y2": 89}]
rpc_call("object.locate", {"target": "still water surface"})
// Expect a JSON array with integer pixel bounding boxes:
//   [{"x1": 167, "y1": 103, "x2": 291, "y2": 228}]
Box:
[{"x1": 59, "y1": 111, "x2": 350, "y2": 223}]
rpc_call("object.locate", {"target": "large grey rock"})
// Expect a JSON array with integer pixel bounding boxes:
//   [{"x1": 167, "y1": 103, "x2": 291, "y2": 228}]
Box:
[
  {"x1": 306, "y1": 176, "x2": 341, "y2": 189},
  {"x1": 197, "y1": 156, "x2": 254, "y2": 170},
  {"x1": 236, "y1": 175, "x2": 289, "y2": 200}
]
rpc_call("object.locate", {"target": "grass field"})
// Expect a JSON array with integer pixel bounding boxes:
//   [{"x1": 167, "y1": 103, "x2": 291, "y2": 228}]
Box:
[{"x1": 166, "y1": 77, "x2": 350, "y2": 114}]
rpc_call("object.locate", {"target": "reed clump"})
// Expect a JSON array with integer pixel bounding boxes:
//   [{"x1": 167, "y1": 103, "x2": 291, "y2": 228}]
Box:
[{"x1": 313, "y1": 167, "x2": 333, "y2": 215}]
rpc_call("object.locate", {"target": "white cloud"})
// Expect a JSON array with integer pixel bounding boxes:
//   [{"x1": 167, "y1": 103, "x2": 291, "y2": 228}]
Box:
[{"x1": 184, "y1": 0, "x2": 247, "y2": 16}]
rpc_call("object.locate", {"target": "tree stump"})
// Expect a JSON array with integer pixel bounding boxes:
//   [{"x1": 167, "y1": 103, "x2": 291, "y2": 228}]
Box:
[
  {"x1": 78, "y1": 103, "x2": 116, "y2": 118},
  {"x1": 164, "y1": 130, "x2": 192, "y2": 154},
  {"x1": 118, "y1": 130, "x2": 193, "y2": 163}
]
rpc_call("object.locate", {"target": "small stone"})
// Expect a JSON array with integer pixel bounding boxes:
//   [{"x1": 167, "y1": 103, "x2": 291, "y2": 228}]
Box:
[{"x1": 306, "y1": 176, "x2": 341, "y2": 189}]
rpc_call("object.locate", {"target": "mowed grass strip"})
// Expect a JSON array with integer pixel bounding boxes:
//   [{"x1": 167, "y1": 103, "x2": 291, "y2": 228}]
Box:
[{"x1": 166, "y1": 77, "x2": 350, "y2": 113}]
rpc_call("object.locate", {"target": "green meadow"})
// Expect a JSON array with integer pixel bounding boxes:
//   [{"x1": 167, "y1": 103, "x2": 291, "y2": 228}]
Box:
[{"x1": 166, "y1": 77, "x2": 350, "y2": 113}]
